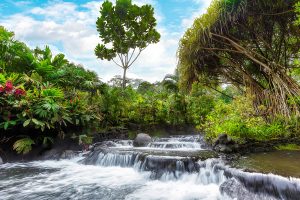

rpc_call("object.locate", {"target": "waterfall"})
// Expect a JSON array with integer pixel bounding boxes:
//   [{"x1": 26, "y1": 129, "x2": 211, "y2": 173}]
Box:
[
  {"x1": 80, "y1": 135, "x2": 300, "y2": 200},
  {"x1": 1, "y1": 135, "x2": 300, "y2": 200}
]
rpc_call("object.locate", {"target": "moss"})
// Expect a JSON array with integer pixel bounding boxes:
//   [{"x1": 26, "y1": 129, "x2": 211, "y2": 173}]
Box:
[{"x1": 275, "y1": 144, "x2": 300, "y2": 151}]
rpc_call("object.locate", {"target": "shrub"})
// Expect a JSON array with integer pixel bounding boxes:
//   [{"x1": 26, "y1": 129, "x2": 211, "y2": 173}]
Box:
[{"x1": 203, "y1": 95, "x2": 290, "y2": 142}]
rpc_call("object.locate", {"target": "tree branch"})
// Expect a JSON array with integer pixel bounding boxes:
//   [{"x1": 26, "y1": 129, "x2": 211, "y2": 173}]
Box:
[
  {"x1": 128, "y1": 48, "x2": 136, "y2": 64},
  {"x1": 128, "y1": 48, "x2": 143, "y2": 67},
  {"x1": 202, "y1": 47, "x2": 242, "y2": 54},
  {"x1": 250, "y1": 10, "x2": 293, "y2": 16},
  {"x1": 117, "y1": 53, "x2": 125, "y2": 68},
  {"x1": 112, "y1": 58, "x2": 123, "y2": 68}
]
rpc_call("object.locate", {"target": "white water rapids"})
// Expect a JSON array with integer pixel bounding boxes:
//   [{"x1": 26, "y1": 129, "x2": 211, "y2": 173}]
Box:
[
  {"x1": 0, "y1": 158, "x2": 228, "y2": 200},
  {"x1": 0, "y1": 135, "x2": 299, "y2": 200}
]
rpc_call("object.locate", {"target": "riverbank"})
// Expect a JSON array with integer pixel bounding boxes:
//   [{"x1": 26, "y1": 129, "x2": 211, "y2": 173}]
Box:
[{"x1": 210, "y1": 133, "x2": 300, "y2": 154}]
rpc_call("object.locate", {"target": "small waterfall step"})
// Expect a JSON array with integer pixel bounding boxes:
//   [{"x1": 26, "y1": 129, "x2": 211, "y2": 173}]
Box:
[{"x1": 1, "y1": 134, "x2": 300, "y2": 200}]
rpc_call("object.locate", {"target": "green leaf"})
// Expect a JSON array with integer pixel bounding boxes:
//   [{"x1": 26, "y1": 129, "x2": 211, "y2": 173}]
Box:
[
  {"x1": 32, "y1": 118, "x2": 40, "y2": 125},
  {"x1": 10, "y1": 120, "x2": 17, "y2": 126},
  {"x1": 23, "y1": 119, "x2": 31, "y2": 127},
  {"x1": 4, "y1": 122, "x2": 9, "y2": 130}
]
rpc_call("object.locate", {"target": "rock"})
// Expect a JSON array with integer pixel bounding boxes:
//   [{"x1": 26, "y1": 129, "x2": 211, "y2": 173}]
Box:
[
  {"x1": 219, "y1": 145, "x2": 233, "y2": 153},
  {"x1": 92, "y1": 141, "x2": 117, "y2": 151},
  {"x1": 226, "y1": 136, "x2": 235, "y2": 145},
  {"x1": 60, "y1": 150, "x2": 77, "y2": 159},
  {"x1": 41, "y1": 149, "x2": 62, "y2": 160},
  {"x1": 133, "y1": 133, "x2": 152, "y2": 147},
  {"x1": 220, "y1": 178, "x2": 260, "y2": 200},
  {"x1": 213, "y1": 134, "x2": 236, "y2": 154},
  {"x1": 217, "y1": 133, "x2": 228, "y2": 144},
  {"x1": 233, "y1": 144, "x2": 240, "y2": 151},
  {"x1": 42, "y1": 149, "x2": 78, "y2": 160},
  {"x1": 0, "y1": 156, "x2": 3, "y2": 164}
]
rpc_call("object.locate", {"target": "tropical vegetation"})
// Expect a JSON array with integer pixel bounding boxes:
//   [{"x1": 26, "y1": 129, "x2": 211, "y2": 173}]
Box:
[{"x1": 1, "y1": 0, "x2": 300, "y2": 155}]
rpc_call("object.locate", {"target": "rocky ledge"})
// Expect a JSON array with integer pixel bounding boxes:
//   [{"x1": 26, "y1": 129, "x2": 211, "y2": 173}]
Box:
[{"x1": 213, "y1": 133, "x2": 300, "y2": 155}]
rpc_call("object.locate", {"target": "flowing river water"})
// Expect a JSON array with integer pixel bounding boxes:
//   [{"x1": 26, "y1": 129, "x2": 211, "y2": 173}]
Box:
[{"x1": 0, "y1": 135, "x2": 300, "y2": 200}]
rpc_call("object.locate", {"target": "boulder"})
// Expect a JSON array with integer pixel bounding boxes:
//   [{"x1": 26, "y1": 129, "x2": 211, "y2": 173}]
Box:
[
  {"x1": 0, "y1": 156, "x2": 3, "y2": 164},
  {"x1": 133, "y1": 133, "x2": 152, "y2": 147},
  {"x1": 213, "y1": 133, "x2": 236, "y2": 154}
]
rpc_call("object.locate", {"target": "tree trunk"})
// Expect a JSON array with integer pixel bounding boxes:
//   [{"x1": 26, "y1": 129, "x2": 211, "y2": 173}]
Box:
[{"x1": 122, "y1": 67, "x2": 127, "y2": 89}]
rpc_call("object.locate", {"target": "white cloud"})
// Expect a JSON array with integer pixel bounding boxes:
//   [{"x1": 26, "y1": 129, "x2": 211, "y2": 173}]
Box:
[
  {"x1": 181, "y1": 0, "x2": 213, "y2": 29},
  {"x1": 0, "y1": 0, "x2": 211, "y2": 83}
]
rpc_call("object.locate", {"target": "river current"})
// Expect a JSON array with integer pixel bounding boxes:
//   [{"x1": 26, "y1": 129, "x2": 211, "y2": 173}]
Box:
[{"x1": 0, "y1": 135, "x2": 299, "y2": 200}]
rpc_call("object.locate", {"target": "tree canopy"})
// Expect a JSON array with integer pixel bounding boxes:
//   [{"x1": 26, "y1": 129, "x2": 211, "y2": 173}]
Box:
[{"x1": 178, "y1": 0, "x2": 300, "y2": 119}]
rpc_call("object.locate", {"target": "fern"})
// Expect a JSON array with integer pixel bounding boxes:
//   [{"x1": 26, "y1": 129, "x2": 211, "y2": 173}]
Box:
[
  {"x1": 13, "y1": 138, "x2": 35, "y2": 154},
  {"x1": 42, "y1": 100, "x2": 60, "y2": 112},
  {"x1": 41, "y1": 88, "x2": 64, "y2": 99},
  {"x1": 34, "y1": 107, "x2": 49, "y2": 118}
]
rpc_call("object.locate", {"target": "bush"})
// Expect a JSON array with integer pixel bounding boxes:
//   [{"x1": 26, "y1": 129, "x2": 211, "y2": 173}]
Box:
[{"x1": 203, "y1": 95, "x2": 290, "y2": 142}]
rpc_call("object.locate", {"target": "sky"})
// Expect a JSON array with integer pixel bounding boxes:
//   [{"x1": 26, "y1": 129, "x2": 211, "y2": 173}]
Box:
[{"x1": 0, "y1": 0, "x2": 212, "y2": 83}]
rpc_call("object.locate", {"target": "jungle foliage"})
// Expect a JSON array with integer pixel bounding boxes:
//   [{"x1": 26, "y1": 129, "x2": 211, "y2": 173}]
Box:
[
  {"x1": 2, "y1": 0, "x2": 300, "y2": 155},
  {"x1": 0, "y1": 26, "x2": 219, "y2": 154}
]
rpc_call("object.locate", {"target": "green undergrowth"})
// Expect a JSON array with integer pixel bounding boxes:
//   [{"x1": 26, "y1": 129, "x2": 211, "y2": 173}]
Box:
[
  {"x1": 203, "y1": 95, "x2": 300, "y2": 143},
  {"x1": 276, "y1": 144, "x2": 300, "y2": 151}
]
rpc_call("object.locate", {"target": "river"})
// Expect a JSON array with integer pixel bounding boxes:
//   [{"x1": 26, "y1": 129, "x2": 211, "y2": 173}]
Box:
[{"x1": 0, "y1": 135, "x2": 299, "y2": 200}]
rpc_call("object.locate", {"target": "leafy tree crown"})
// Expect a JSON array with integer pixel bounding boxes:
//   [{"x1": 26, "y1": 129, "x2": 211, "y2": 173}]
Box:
[{"x1": 95, "y1": 0, "x2": 160, "y2": 62}]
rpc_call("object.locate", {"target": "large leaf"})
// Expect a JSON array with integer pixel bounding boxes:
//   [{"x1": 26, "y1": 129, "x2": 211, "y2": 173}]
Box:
[
  {"x1": 23, "y1": 119, "x2": 31, "y2": 127},
  {"x1": 13, "y1": 138, "x2": 35, "y2": 154}
]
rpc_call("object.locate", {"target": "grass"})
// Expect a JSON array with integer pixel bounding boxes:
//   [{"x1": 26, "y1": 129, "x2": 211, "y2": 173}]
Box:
[{"x1": 275, "y1": 144, "x2": 300, "y2": 151}]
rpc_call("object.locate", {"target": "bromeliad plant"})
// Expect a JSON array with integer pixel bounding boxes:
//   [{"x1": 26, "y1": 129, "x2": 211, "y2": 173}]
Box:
[{"x1": 0, "y1": 78, "x2": 26, "y2": 130}]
